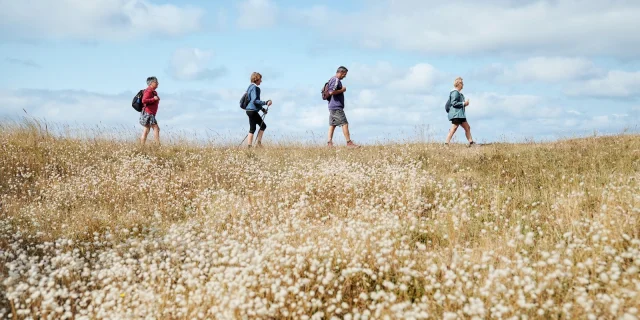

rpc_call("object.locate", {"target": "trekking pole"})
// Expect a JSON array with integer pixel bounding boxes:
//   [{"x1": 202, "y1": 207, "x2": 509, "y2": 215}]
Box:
[{"x1": 238, "y1": 106, "x2": 270, "y2": 147}]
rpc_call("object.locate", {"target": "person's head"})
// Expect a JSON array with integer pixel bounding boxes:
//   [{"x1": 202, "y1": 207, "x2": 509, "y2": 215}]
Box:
[
  {"x1": 454, "y1": 77, "x2": 464, "y2": 90},
  {"x1": 251, "y1": 72, "x2": 263, "y2": 85},
  {"x1": 336, "y1": 66, "x2": 348, "y2": 80},
  {"x1": 147, "y1": 76, "x2": 159, "y2": 89}
]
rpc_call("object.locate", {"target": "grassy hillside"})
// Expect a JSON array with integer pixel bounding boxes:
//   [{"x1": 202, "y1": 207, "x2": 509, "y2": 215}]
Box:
[{"x1": 1, "y1": 122, "x2": 639, "y2": 319}]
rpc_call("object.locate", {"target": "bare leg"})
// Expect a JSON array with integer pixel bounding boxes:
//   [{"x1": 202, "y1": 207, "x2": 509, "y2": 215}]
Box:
[
  {"x1": 140, "y1": 125, "x2": 151, "y2": 145},
  {"x1": 247, "y1": 133, "x2": 254, "y2": 147},
  {"x1": 445, "y1": 124, "x2": 459, "y2": 144},
  {"x1": 342, "y1": 124, "x2": 352, "y2": 142},
  {"x1": 327, "y1": 125, "x2": 336, "y2": 143},
  {"x1": 151, "y1": 124, "x2": 160, "y2": 145},
  {"x1": 460, "y1": 122, "x2": 473, "y2": 143},
  {"x1": 256, "y1": 130, "x2": 265, "y2": 146}
]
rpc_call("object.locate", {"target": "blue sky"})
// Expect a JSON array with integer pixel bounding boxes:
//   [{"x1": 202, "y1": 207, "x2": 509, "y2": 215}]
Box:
[{"x1": 1, "y1": 0, "x2": 639, "y2": 144}]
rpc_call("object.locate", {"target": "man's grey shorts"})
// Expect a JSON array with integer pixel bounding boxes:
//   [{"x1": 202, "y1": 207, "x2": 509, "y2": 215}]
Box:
[{"x1": 329, "y1": 109, "x2": 348, "y2": 127}]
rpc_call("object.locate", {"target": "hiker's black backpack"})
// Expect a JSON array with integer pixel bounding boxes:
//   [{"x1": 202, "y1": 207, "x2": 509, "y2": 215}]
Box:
[
  {"x1": 239, "y1": 84, "x2": 257, "y2": 109},
  {"x1": 132, "y1": 90, "x2": 144, "y2": 112}
]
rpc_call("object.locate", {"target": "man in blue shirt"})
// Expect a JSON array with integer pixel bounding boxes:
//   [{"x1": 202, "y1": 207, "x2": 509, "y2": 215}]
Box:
[{"x1": 327, "y1": 66, "x2": 359, "y2": 148}]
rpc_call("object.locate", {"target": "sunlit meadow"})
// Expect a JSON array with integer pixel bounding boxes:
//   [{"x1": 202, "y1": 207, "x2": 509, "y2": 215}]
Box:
[{"x1": 1, "y1": 120, "x2": 639, "y2": 319}]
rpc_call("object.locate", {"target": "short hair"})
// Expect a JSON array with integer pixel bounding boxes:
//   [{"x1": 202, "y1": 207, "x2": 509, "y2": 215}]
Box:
[
  {"x1": 250, "y1": 72, "x2": 262, "y2": 84},
  {"x1": 454, "y1": 77, "x2": 463, "y2": 88},
  {"x1": 337, "y1": 66, "x2": 348, "y2": 73},
  {"x1": 146, "y1": 76, "x2": 158, "y2": 86}
]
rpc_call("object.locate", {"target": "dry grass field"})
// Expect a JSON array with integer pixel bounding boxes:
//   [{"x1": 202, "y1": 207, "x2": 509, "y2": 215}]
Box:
[{"x1": 1, "y1": 121, "x2": 639, "y2": 319}]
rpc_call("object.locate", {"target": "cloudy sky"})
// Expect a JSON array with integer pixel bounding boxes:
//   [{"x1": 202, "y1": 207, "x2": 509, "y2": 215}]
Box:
[{"x1": 1, "y1": 0, "x2": 639, "y2": 144}]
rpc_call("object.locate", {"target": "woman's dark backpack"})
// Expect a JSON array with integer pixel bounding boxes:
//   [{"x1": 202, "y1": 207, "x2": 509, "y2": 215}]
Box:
[
  {"x1": 445, "y1": 95, "x2": 452, "y2": 113},
  {"x1": 444, "y1": 90, "x2": 460, "y2": 113},
  {"x1": 239, "y1": 84, "x2": 257, "y2": 109},
  {"x1": 132, "y1": 90, "x2": 144, "y2": 112}
]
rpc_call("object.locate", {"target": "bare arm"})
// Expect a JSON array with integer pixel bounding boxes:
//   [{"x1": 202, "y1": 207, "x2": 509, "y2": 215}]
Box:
[{"x1": 330, "y1": 87, "x2": 346, "y2": 95}]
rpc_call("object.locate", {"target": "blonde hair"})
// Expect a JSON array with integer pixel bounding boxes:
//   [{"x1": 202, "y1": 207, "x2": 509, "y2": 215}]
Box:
[
  {"x1": 250, "y1": 72, "x2": 262, "y2": 84},
  {"x1": 453, "y1": 77, "x2": 464, "y2": 89}
]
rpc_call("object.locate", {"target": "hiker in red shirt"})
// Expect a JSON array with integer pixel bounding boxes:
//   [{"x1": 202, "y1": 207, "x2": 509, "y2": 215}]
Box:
[{"x1": 140, "y1": 76, "x2": 160, "y2": 145}]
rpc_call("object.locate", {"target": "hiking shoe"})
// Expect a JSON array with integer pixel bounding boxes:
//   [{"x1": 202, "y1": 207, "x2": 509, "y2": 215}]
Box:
[
  {"x1": 468, "y1": 141, "x2": 476, "y2": 148},
  {"x1": 346, "y1": 140, "x2": 360, "y2": 148},
  {"x1": 256, "y1": 142, "x2": 263, "y2": 148},
  {"x1": 327, "y1": 141, "x2": 334, "y2": 147}
]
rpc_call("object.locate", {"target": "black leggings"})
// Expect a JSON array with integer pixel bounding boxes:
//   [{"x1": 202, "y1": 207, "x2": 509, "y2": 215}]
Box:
[{"x1": 247, "y1": 111, "x2": 267, "y2": 134}]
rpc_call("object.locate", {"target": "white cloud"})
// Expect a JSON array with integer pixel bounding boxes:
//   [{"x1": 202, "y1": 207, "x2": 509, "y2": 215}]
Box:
[
  {"x1": 505, "y1": 57, "x2": 603, "y2": 83},
  {"x1": 350, "y1": 62, "x2": 441, "y2": 93},
  {"x1": 355, "y1": 89, "x2": 378, "y2": 107},
  {"x1": 237, "y1": 0, "x2": 277, "y2": 29},
  {"x1": 289, "y1": 5, "x2": 330, "y2": 28},
  {"x1": 475, "y1": 114, "x2": 628, "y2": 142},
  {"x1": 168, "y1": 48, "x2": 226, "y2": 81},
  {"x1": 559, "y1": 114, "x2": 630, "y2": 133},
  {"x1": 349, "y1": 62, "x2": 397, "y2": 87},
  {"x1": 5, "y1": 57, "x2": 41, "y2": 69},
  {"x1": 468, "y1": 92, "x2": 562, "y2": 120},
  {"x1": 294, "y1": 1, "x2": 640, "y2": 56},
  {"x1": 470, "y1": 58, "x2": 640, "y2": 99},
  {"x1": 389, "y1": 64, "x2": 439, "y2": 92},
  {"x1": 565, "y1": 70, "x2": 640, "y2": 98},
  {"x1": 0, "y1": 0, "x2": 204, "y2": 41},
  {"x1": 0, "y1": 89, "x2": 132, "y2": 125}
]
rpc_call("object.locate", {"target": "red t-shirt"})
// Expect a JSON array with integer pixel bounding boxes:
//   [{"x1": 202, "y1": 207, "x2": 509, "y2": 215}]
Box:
[{"x1": 142, "y1": 87, "x2": 159, "y2": 115}]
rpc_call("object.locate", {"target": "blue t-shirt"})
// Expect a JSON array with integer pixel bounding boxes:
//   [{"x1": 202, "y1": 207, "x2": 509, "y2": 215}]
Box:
[{"x1": 327, "y1": 76, "x2": 344, "y2": 110}]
